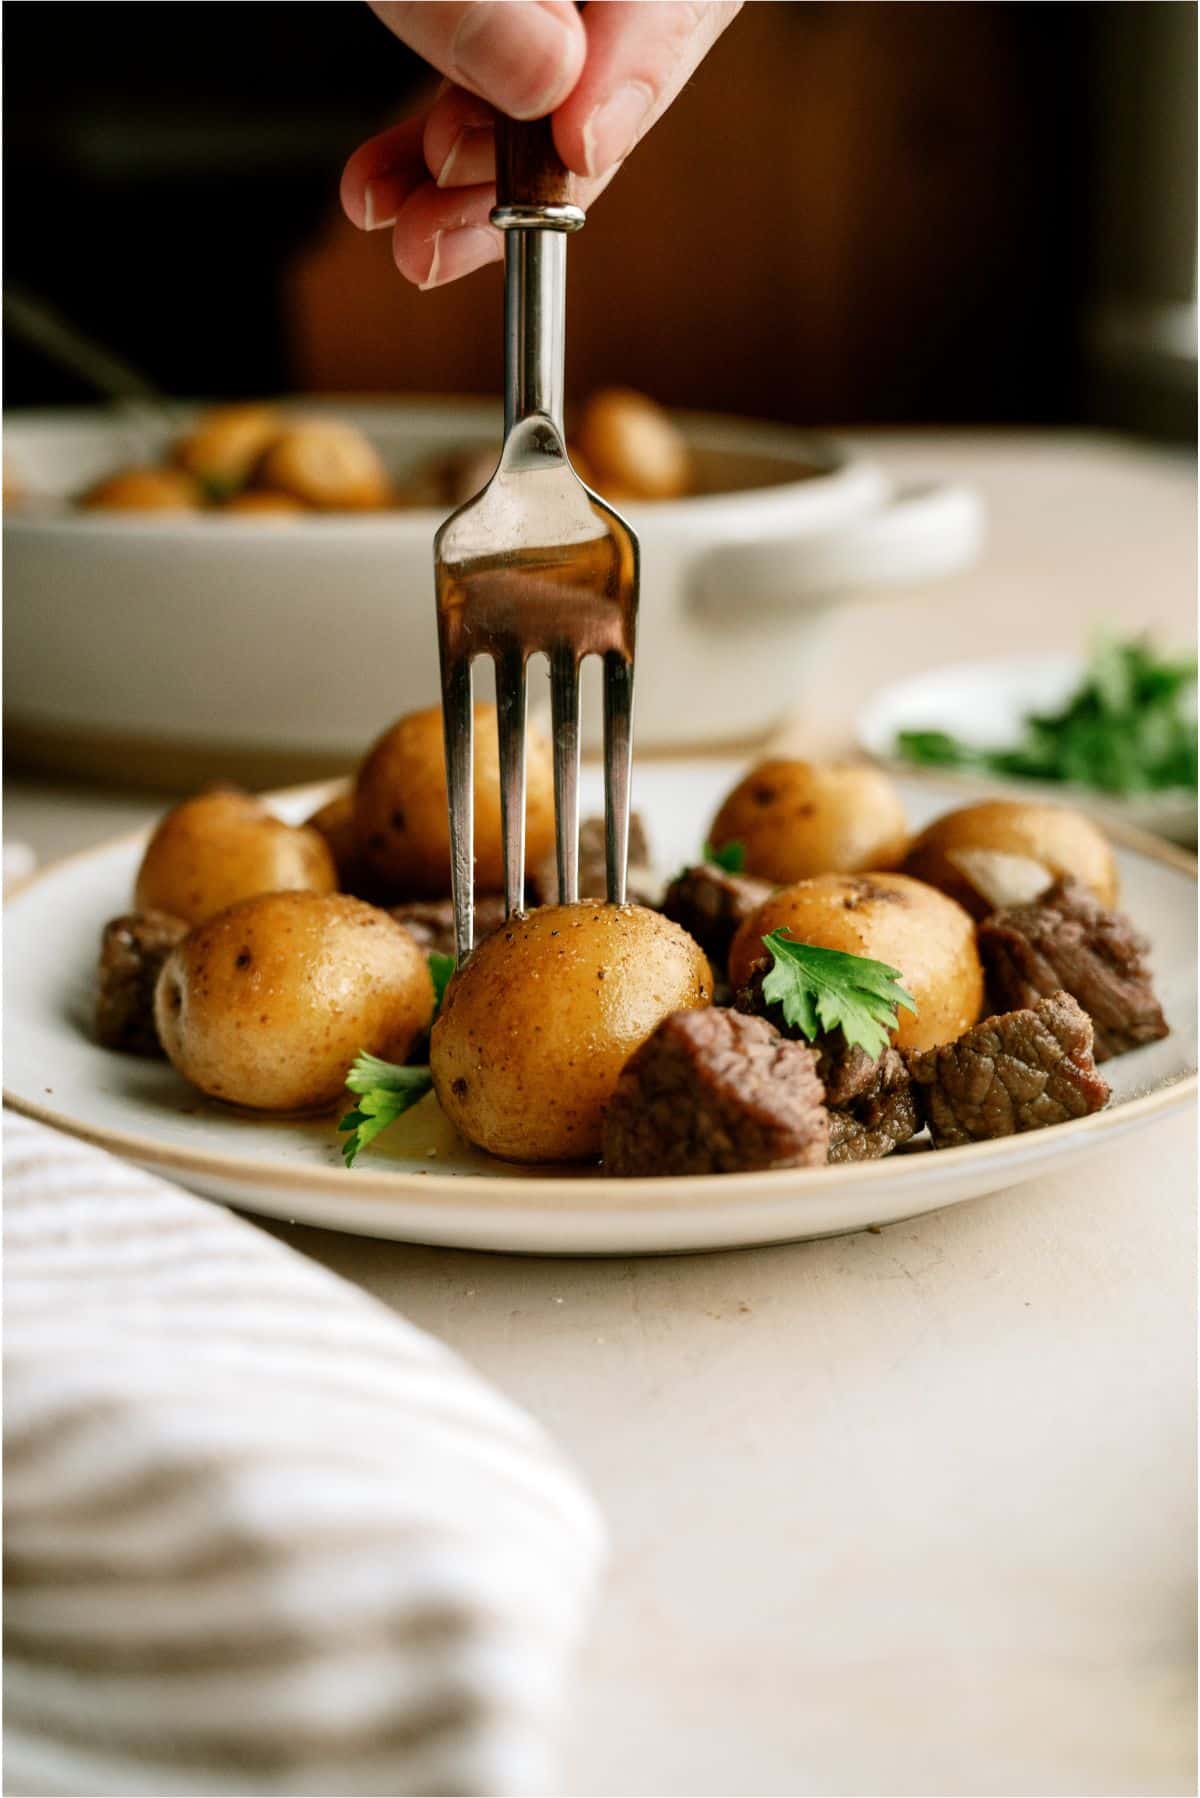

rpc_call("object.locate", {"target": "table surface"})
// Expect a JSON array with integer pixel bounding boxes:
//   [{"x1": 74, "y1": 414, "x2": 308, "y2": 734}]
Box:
[{"x1": 6, "y1": 431, "x2": 1197, "y2": 1797}]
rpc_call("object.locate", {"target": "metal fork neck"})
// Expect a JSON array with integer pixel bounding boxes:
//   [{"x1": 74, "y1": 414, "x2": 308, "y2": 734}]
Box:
[{"x1": 500, "y1": 229, "x2": 567, "y2": 435}]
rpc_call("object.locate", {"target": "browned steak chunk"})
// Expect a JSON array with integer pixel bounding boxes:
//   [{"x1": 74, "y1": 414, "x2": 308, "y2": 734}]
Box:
[
  {"x1": 907, "y1": 991, "x2": 1110, "y2": 1148},
  {"x1": 96, "y1": 911, "x2": 189, "y2": 1055},
  {"x1": 735, "y1": 957, "x2": 902, "y2": 1107},
  {"x1": 828, "y1": 1086, "x2": 922, "y2": 1163},
  {"x1": 389, "y1": 894, "x2": 508, "y2": 956},
  {"x1": 827, "y1": 1052, "x2": 921, "y2": 1163},
  {"x1": 530, "y1": 813, "x2": 658, "y2": 907},
  {"x1": 662, "y1": 865, "x2": 773, "y2": 970},
  {"x1": 978, "y1": 878, "x2": 1168, "y2": 1062},
  {"x1": 603, "y1": 1008, "x2": 829, "y2": 1177}
]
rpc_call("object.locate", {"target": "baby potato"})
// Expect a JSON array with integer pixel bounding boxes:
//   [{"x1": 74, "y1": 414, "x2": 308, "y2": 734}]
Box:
[
  {"x1": 709, "y1": 759, "x2": 908, "y2": 884},
  {"x1": 304, "y1": 788, "x2": 357, "y2": 882},
  {"x1": 134, "y1": 789, "x2": 337, "y2": 926},
  {"x1": 302, "y1": 786, "x2": 392, "y2": 903},
  {"x1": 80, "y1": 466, "x2": 204, "y2": 511},
  {"x1": 256, "y1": 418, "x2": 391, "y2": 510},
  {"x1": 174, "y1": 404, "x2": 282, "y2": 496},
  {"x1": 729, "y1": 872, "x2": 983, "y2": 1053},
  {"x1": 431, "y1": 902, "x2": 713, "y2": 1162},
  {"x1": 903, "y1": 799, "x2": 1118, "y2": 919},
  {"x1": 355, "y1": 702, "x2": 556, "y2": 898},
  {"x1": 223, "y1": 489, "x2": 306, "y2": 516},
  {"x1": 156, "y1": 891, "x2": 433, "y2": 1112},
  {"x1": 574, "y1": 388, "x2": 691, "y2": 500},
  {"x1": 443, "y1": 443, "x2": 502, "y2": 507},
  {"x1": 563, "y1": 444, "x2": 602, "y2": 492}
]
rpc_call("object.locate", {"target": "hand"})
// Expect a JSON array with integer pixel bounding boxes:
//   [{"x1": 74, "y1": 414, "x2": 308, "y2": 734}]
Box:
[{"x1": 340, "y1": 1, "x2": 741, "y2": 288}]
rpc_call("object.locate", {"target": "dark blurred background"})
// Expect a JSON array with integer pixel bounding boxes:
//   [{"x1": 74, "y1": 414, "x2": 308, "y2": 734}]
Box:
[{"x1": 4, "y1": 0, "x2": 1196, "y2": 436}]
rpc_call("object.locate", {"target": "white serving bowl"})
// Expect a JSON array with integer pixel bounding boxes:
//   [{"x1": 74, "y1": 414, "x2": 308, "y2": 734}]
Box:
[{"x1": 4, "y1": 398, "x2": 983, "y2": 785}]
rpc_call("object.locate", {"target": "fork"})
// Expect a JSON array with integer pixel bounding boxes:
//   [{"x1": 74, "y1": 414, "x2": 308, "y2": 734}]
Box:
[{"x1": 434, "y1": 116, "x2": 639, "y2": 963}]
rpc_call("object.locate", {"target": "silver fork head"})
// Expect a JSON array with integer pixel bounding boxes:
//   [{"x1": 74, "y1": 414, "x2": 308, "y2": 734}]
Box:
[{"x1": 435, "y1": 418, "x2": 638, "y2": 962}]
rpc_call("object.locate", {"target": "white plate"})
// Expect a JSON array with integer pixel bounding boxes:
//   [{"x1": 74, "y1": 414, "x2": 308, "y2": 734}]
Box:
[
  {"x1": 5, "y1": 764, "x2": 1196, "y2": 1256},
  {"x1": 857, "y1": 654, "x2": 1197, "y2": 846}
]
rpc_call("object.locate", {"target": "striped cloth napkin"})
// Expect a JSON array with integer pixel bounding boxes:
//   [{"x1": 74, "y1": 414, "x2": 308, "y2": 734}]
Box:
[{"x1": 3, "y1": 1112, "x2": 604, "y2": 1797}]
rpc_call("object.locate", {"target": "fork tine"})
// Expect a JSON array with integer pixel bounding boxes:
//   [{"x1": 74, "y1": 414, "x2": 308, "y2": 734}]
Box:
[
  {"x1": 549, "y1": 644, "x2": 581, "y2": 903},
  {"x1": 495, "y1": 647, "x2": 528, "y2": 919},
  {"x1": 441, "y1": 655, "x2": 475, "y2": 962},
  {"x1": 602, "y1": 651, "x2": 635, "y2": 905}
]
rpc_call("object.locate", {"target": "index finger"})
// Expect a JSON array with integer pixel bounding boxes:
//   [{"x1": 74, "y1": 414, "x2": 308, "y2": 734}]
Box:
[{"x1": 368, "y1": 1, "x2": 587, "y2": 120}]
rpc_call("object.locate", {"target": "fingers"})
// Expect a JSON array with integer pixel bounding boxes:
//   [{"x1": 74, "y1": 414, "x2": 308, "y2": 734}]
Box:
[
  {"x1": 391, "y1": 161, "x2": 620, "y2": 288},
  {"x1": 340, "y1": 115, "x2": 430, "y2": 231},
  {"x1": 422, "y1": 85, "x2": 497, "y2": 190},
  {"x1": 552, "y1": 0, "x2": 742, "y2": 178},
  {"x1": 340, "y1": 87, "x2": 497, "y2": 236},
  {"x1": 390, "y1": 183, "x2": 504, "y2": 289},
  {"x1": 346, "y1": 0, "x2": 740, "y2": 287},
  {"x1": 367, "y1": 1, "x2": 586, "y2": 119}
]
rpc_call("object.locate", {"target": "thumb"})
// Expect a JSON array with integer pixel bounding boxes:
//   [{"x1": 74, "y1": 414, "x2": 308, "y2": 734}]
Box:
[{"x1": 368, "y1": 1, "x2": 587, "y2": 120}]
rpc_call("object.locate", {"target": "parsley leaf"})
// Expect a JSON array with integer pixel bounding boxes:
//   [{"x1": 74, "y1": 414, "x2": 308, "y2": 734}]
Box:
[
  {"x1": 895, "y1": 634, "x2": 1196, "y2": 795},
  {"x1": 338, "y1": 1052, "x2": 433, "y2": 1167},
  {"x1": 704, "y1": 839, "x2": 747, "y2": 874},
  {"x1": 760, "y1": 930, "x2": 917, "y2": 1061},
  {"x1": 428, "y1": 951, "x2": 455, "y2": 1015}
]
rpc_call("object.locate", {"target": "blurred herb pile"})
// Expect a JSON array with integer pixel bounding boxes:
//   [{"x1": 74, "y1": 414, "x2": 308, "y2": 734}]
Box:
[{"x1": 896, "y1": 638, "x2": 1197, "y2": 795}]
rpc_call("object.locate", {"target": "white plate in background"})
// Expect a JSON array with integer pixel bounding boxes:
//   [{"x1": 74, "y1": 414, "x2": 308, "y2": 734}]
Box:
[
  {"x1": 857, "y1": 654, "x2": 1197, "y2": 846},
  {"x1": 4, "y1": 764, "x2": 1195, "y2": 1256}
]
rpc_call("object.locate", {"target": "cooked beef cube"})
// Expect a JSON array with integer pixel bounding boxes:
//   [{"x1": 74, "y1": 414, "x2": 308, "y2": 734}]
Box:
[
  {"x1": 530, "y1": 812, "x2": 658, "y2": 907},
  {"x1": 815, "y1": 1037, "x2": 907, "y2": 1110},
  {"x1": 907, "y1": 991, "x2": 1110, "y2": 1148},
  {"x1": 662, "y1": 865, "x2": 773, "y2": 969},
  {"x1": 96, "y1": 911, "x2": 189, "y2": 1055},
  {"x1": 828, "y1": 1083, "x2": 923, "y2": 1163},
  {"x1": 390, "y1": 894, "x2": 508, "y2": 957},
  {"x1": 736, "y1": 957, "x2": 902, "y2": 1106},
  {"x1": 978, "y1": 878, "x2": 1168, "y2": 1062},
  {"x1": 825, "y1": 1046, "x2": 920, "y2": 1162},
  {"x1": 734, "y1": 958, "x2": 784, "y2": 1024},
  {"x1": 603, "y1": 1007, "x2": 828, "y2": 1176}
]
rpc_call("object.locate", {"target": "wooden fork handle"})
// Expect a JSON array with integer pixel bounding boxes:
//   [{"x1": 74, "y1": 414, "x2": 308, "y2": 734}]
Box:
[
  {"x1": 494, "y1": 116, "x2": 574, "y2": 210},
  {"x1": 492, "y1": 117, "x2": 584, "y2": 230}
]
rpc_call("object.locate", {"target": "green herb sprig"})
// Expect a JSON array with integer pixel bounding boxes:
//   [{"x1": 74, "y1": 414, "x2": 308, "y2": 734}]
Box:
[
  {"x1": 428, "y1": 951, "x2": 455, "y2": 1014},
  {"x1": 704, "y1": 839, "x2": 747, "y2": 874},
  {"x1": 339, "y1": 951, "x2": 456, "y2": 1167},
  {"x1": 761, "y1": 930, "x2": 916, "y2": 1061},
  {"x1": 895, "y1": 635, "x2": 1196, "y2": 796},
  {"x1": 338, "y1": 1052, "x2": 433, "y2": 1168}
]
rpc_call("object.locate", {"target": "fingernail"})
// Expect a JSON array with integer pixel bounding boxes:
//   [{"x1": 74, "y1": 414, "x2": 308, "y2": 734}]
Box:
[
  {"x1": 436, "y1": 125, "x2": 494, "y2": 189},
  {"x1": 419, "y1": 225, "x2": 501, "y2": 290},
  {"x1": 453, "y1": 2, "x2": 574, "y2": 119},
  {"x1": 581, "y1": 81, "x2": 653, "y2": 177},
  {"x1": 363, "y1": 179, "x2": 398, "y2": 232}
]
